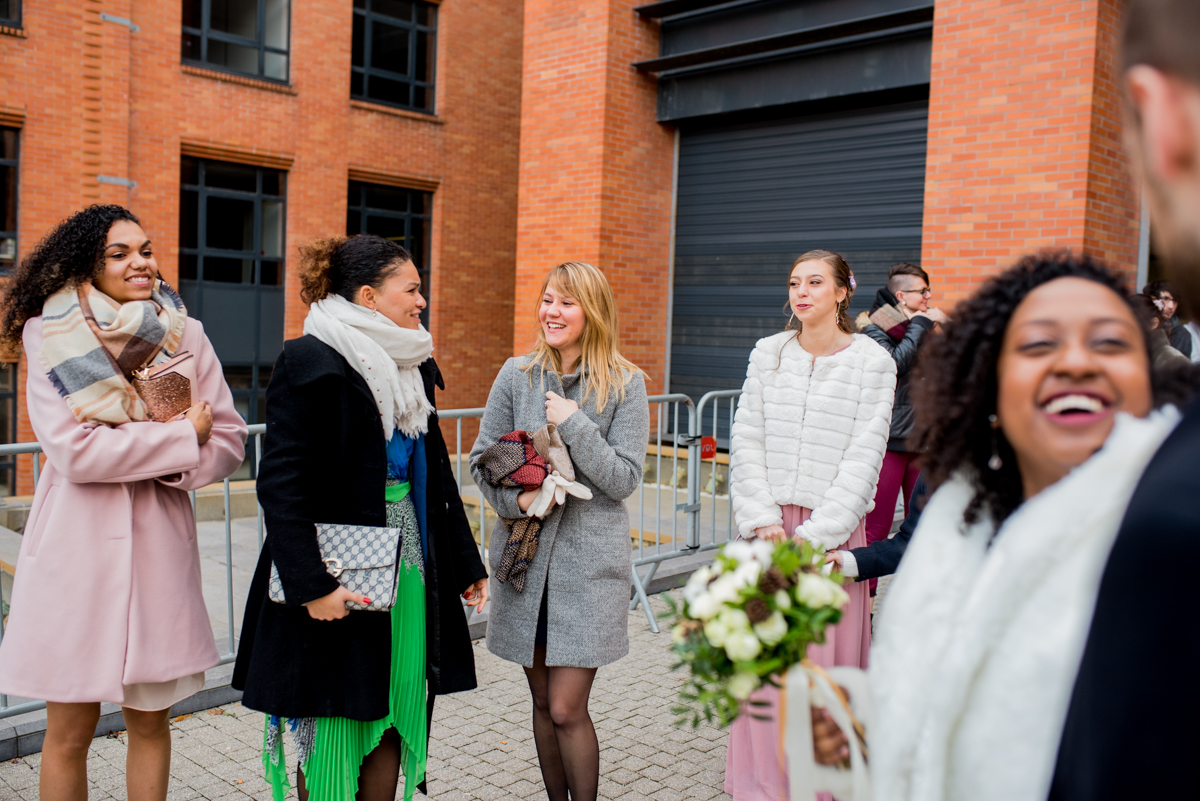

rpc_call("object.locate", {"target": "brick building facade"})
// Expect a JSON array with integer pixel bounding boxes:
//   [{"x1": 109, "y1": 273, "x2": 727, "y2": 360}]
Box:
[
  {"x1": 0, "y1": 0, "x2": 1143, "y2": 493},
  {"x1": 0, "y1": 0, "x2": 521, "y2": 493}
]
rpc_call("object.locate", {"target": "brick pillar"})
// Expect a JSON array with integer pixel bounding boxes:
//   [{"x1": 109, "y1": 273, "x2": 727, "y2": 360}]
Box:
[
  {"x1": 513, "y1": 0, "x2": 675, "y2": 393},
  {"x1": 920, "y1": 0, "x2": 1141, "y2": 302}
]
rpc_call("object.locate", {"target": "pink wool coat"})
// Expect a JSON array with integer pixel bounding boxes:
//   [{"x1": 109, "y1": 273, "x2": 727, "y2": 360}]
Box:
[{"x1": 0, "y1": 315, "x2": 247, "y2": 705}]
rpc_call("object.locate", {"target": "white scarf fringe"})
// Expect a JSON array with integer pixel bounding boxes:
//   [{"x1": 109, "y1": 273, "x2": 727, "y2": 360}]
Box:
[{"x1": 303, "y1": 295, "x2": 434, "y2": 440}]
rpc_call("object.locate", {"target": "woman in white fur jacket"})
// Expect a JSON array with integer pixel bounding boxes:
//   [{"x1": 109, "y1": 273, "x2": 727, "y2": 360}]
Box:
[
  {"x1": 725, "y1": 250, "x2": 896, "y2": 801},
  {"x1": 811, "y1": 252, "x2": 1194, "y2": 801}
]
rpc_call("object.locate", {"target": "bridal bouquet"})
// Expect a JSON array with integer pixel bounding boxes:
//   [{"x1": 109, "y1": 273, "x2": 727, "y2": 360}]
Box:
[{"x1": 667, "y1": 537, "x2": 850, "y2": 727}]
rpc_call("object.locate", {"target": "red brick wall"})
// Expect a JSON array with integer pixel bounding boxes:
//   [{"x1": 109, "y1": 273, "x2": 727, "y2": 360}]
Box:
[
  {"x1": 0, "y1": 0, "x2": 522, "y2": 491},
  {"x1": 920, "y1": 0, "x2": 1140, "y2": 303},
  {"x1": 513, "y1": 0, "x2": 674, "y2": 394}
]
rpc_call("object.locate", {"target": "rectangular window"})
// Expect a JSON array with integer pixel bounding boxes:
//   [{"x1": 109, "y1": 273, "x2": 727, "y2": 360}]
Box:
[
  {"x1": 0, "y1": 0, "x2": 20, "y2": 28},
  {"x1": 182, "y1": 0, "x2": 290, "y2": 82},
  {"x1": 351, "y1": 0, "x2": 437, "y2": 113},
  {"x1": 0, "y1": 128, "x2": 16, "y2": 274},
  {"x1": 347, "y1": 180, "x2": 432, "y2": 325},
  {"x1": 180, "y1": 156, "x2": 287, "y2": 478}
]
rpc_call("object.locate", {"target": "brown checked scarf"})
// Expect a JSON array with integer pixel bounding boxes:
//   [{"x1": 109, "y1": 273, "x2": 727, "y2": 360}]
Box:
[
  {"x1": 475, "y1": 430, "x2": 552, "y2": 593},
  {"x1": 39, "y1": 279, "x2": 188, "y2": 426}
]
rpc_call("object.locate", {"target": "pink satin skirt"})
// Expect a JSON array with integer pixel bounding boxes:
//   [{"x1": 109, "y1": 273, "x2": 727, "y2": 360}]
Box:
[{"x1": 723, "y1": 505, "x2": 871, "y2": 801}]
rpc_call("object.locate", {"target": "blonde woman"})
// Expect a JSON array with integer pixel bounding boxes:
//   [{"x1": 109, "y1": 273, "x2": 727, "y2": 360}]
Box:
[
  {"x1": 725, "y1": 250, "x2": 896, "y2": 801},
  {"x1": 470, "y1": 262, "x2": 650, "y2": 801}
]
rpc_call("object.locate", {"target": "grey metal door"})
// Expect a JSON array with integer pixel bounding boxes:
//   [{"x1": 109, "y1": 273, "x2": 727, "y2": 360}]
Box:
[{"x1": 669, "y1": 99, "x2": 928, "y2": 408}]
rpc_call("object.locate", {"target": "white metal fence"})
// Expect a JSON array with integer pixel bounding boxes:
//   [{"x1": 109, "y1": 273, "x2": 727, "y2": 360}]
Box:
[{"x1": 0, "y1": 390, "x2": 742, "y2": 719}]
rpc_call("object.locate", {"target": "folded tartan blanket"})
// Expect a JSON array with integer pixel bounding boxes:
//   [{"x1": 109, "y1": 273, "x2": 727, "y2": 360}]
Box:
[{"x1": 476, "y1": 426, "x2": 592, "y2": 592}]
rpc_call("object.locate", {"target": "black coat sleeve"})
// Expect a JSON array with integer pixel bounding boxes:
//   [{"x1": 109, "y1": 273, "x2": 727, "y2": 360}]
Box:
[
  {"x1": 1169, "y1": 324, "x2": 1193, "y2": 358},
  {"x1": 422, "y1": 358, "x2": 487, "y2": 593},
  {"x1": 257, "y1": 352, "x2": 342, "y2": 607},
  {"x1": 863, "y1": 317, "x2": 934, "y2": 375},
  {"x1": 848, "y1": 474, "x2": 927, "y2": 581}
]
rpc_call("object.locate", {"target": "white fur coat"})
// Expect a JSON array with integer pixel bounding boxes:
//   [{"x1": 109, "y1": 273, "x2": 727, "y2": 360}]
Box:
[
  {"x1": 869, "y1": 408, "x2": 1180, "y2": 801},
  {"x1": 730, "y1": 332, "x2": 896, "y2": 549}
]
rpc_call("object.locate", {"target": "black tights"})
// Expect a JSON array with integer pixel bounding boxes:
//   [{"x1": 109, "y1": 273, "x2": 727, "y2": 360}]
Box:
[
  {"x1": 297, "y1": 728, "x2": 403, "y2": 801},
  {"x1": 523, "y1": 644, "x2": 600, "y2": 801}
]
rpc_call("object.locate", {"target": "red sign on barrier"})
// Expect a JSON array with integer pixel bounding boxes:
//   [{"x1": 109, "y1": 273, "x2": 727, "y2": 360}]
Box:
[{"x1": 700, "y1": 436, "x2": 717, "y2": 460}]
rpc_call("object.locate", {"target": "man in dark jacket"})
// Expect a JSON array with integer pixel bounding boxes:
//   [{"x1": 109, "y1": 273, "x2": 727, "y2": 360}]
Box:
[
  {"x1": 858, "y1": 263, "x2": 946, "y2": 583},
  {"x1": 1143, "y1": 279, "x2": 1193, "y2": 357},
  {"x1": 1050, "y1": 1, "x2": 1200, "y2": 797},
  {"x1": 827, "y1": 474, "x2": 926, "y2": 582}
]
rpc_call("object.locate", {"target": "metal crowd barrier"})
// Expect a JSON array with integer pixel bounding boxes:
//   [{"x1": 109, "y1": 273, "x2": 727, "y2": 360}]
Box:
[
  {"x1": 629, "y1": 390, "x2": 742, "y2": 632},
  {"x1": 0, "y1": 391, "x2": 743, "y2": 719}
]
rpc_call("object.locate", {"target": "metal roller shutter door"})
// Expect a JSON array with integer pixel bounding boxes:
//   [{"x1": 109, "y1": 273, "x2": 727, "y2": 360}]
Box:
[{"x1": 669, "y1": 99, "x2": 928, "y2": 410}]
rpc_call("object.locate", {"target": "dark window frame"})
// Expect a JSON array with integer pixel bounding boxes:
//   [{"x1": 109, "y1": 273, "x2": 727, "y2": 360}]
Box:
[
  {"x1": 0, "y1": 363, "x2": 16, "y2": 497},
  {"x1": 0, "y1": 0, "x2": 20, "y2": 28},
  {"x1": 351, "y1": 0, "x2": 438, "y2": 114},
  {"x1": 182, "y1": 0, "x2": 291, "y2": 83},
  {"x1": 0, "y1": 127, "x2": 16, "y2": 275},
  {"x1": 180, "y1": 157, "x2": 286, "y2": 475},
  {"x1": 346, "y1": 179, "x2": 433, "y2": 327}
]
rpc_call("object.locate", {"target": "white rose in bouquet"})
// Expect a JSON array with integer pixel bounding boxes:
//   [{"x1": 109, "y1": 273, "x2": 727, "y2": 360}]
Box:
[
  {"x1": 753, "y1": 611, "x2": 788, "y2": 647},
  {"x1": 683, "y1": 565, "x2": 714, "y2": 602},
  {"x1": 796, "y1": 573, "x2": 851, "y2": 610},
  {"x1": 724, "y1": 630, "x2": 763, "y2": 662},
  {"x1": 704, "y1": 616, "x2": 730, "y2": 647},
  {"x1": 731, "y1": 560, "x2": 763, "y2": 590},
  {"x1": 708, "y1": 573, "x2": 742, "y2": 605},
  {"x1": 689, "y1": 591, "x2": 721, "y2": 620},
  {"x1": 728, "y1": 671, "x2": 761, "y2": 701}
]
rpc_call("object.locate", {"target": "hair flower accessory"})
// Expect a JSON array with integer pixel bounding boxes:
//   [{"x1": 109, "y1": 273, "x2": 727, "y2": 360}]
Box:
[
  {"x1": 1153, "y1": 297, "x2": 1166, "y2": 312},
  {"x1": 849, "y1": 275, "x2": 857, "y2": 290}
]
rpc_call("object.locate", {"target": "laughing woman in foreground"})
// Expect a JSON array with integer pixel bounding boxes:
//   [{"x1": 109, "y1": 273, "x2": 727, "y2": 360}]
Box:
[{"x1": 862, "y1": 252, "x2": 1193, "y2": 801}]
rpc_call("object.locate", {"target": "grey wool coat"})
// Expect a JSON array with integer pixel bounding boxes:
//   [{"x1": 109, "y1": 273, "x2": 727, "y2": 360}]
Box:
[{"x1": 471, "y1": 357, "x2": 649, "y2": 669}]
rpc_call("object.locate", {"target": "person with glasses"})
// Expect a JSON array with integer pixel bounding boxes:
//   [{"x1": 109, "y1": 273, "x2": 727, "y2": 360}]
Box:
[{"x1": 846, "y1": 262, "x2": 949, "y2": 586}]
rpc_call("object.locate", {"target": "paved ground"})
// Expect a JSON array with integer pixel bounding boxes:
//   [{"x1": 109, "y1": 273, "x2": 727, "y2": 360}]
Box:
[{"x1": 0, "y1": 593, "x2": 732, "y2": 801}]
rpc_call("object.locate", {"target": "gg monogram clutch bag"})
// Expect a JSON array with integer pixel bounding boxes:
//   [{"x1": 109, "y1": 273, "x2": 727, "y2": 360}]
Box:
[
  {"x1": 268, "y1": 523, "x2": 402, "y2": 612},
  {"x1": 131, "y1": 351, "x2": 197, "y2": 422}
]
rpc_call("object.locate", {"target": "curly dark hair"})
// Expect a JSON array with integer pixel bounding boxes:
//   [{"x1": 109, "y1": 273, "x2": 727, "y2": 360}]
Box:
[
  {"x1": 0, "y1": 204, "x2": 142, "y2": 349},
  {"x1": 910, "y1": 250, "x2": 1193, "y2": 528}
]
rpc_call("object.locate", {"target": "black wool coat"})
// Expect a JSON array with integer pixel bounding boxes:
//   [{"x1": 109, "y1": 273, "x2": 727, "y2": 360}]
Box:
[{"x1": 232, "y1": 336, "x2": 487, "y2": 721}]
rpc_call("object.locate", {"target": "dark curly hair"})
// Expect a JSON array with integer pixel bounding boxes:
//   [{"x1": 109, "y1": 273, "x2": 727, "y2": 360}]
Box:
[
  {"x1": 910, "y1": 250, "x2": 1193, "y2": 528},
  {"x1": 0, "y1": 204, "x2": 142, "y2": 349}
]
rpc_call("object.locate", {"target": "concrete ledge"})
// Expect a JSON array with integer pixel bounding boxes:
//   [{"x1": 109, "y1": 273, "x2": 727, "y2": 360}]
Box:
[
  {"x1": 0, "y1": 663, "x2": 243, "y2": 760},
  {"x1": 0, "y1": 482, "x2": 260, "y2": 532}
]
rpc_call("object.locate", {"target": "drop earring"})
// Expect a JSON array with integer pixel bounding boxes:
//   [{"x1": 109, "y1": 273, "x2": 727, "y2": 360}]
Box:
[{"x1": 987, "y1": 414, "x2": 1003, "y2": 471}]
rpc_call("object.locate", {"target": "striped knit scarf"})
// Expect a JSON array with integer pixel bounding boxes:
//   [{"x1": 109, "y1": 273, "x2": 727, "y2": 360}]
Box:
[{"x1": 39, "y1": 279, "x2": 188, "y2": 426}]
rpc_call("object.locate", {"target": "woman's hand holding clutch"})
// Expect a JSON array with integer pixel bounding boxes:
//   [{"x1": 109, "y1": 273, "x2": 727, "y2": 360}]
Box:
[
  {"x1": 304, "y1": 586, "x2": 371, "y2": 621},
  {"x1": 184, "y1": 402, "x2": 213, "y2": 445}
]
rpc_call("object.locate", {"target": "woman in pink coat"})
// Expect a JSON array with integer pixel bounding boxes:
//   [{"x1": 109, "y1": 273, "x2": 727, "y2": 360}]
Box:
[{"x1": 0, "y1": 205, "x2": 247, "y2": 801}]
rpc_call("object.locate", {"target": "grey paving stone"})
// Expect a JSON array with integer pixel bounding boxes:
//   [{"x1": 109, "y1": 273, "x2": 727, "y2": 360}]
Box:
[{"x1": 0, "y1": 592, "x2": 734, "y2": 801}]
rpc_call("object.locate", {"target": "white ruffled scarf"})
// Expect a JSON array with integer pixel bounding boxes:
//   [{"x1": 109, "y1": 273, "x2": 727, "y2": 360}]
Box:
[{"x1": 303, "y1": 295, "x2": 434, "y2": 440}]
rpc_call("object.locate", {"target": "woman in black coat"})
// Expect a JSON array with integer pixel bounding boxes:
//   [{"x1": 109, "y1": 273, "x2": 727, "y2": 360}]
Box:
[{"x1": 232, "y1": 235, "x2": 487, "y2": 801}]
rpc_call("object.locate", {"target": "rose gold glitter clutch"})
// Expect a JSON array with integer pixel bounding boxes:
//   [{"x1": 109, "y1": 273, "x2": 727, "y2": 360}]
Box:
[{"x1": 132, "y1": 351, "x2": 197, "y2": 422}]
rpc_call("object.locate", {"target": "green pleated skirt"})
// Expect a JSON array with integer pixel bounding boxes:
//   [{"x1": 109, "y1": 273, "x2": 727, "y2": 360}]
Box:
[{"x1": 262, "y1": 488, "x2": 427, "y2": 801}]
